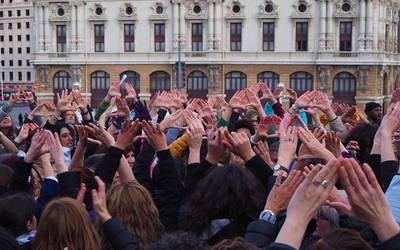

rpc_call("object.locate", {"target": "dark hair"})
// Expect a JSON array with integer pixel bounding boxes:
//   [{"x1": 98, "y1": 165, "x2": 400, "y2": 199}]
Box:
[
  {"x1": 146, "y1": 231, "x2": 209, "y2": 250},
  {"x1": 0, "y1": 164, "x2": 14, "y2": 187},
  {"x1": 0, "y1": 193, "x2": 35, "y2": 236},
  {"x1": 311, "y1": 228, "x2": 372, "y2": 250},
  {"x1": 54, "y1": 123, "x2": 76, "y2": 146},
  {"x1": 211, "y1": 237, "x2": 259, "y2": 250},
  {"x1": 181, "y1": 165, "x2": 265, "y2": 234},
  {"x1": 229, "y1": 120, "x2": 255, "y2": 135},
  {"x1": 344, "y1": 122, "x2": 378, "y2": 164}
]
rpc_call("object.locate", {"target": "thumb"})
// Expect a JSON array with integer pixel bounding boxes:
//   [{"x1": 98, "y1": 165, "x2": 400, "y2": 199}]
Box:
[{"x1": 326, "y1": 201, "x2": 351, "y2": 215}]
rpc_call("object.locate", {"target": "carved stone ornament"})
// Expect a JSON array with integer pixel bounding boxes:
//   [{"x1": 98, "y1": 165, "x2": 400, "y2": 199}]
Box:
[
  {"x1": 357, "y1": 66, "x2": 370, "y2": 92},
  {"x1": 49, "y1": 3, "x2": 71, "y2": 22},
  {"x1": 70, "y1": 65, "x2": 82, "y2": 84},
  {"x1": 88, "y1": 3, "x2": 107, "y2": 21},
  {"x1": 208, "y1": 65, "x2": 222, "y2": 92},
  {"x1": 149, "y1": 2, "x2": 169, "y2": 20},
  {"x1": 334, "y1": 0, "x2": 359, "y2": 18},
  {"x1": 291, "y1": 0, "x2": 313, "y2": 19},
  {"x1": 258, "y1": 0, "x2": 279, "y2": 19},
  {"x1": 225, "y1": 0, "x2": 246, "y2": 20},
  {"x1": 318, "y1": 66, "x2": 332, "y2": 91},
  {"x1": 119, "y1": 3, "x2": 137, "y2": 21},
  {"x1": 185, "y1": 0, "x2": 208, "y2": 20},
  {"x1": 38, "y1": 66, "x2": 50, "y2": 88}
]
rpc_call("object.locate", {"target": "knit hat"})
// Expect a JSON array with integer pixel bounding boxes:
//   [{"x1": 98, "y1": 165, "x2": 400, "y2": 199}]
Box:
[{"x1": 364, "y1": 102, "x2": 382, "y2": 113}]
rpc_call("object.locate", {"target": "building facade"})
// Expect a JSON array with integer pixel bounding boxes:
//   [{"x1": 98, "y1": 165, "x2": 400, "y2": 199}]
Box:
[
  {"x1": 0, "y1": 0, "x2": 35, "y2": 96},
  {"x1": 32, "y1": 0, "x2": 400, "y2": 108}
]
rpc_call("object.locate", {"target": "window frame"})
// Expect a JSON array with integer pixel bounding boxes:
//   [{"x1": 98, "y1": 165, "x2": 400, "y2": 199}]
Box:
[
  {"x1": 295, "y1": 22, "x2": 308, "y2": 51},
  {"x1": 154, "y1": 23, "x2": 166, "y2": 52},
  {"x1": 94, "y1": 24, "x2": 105, "y2": 52},
  {"x1": 192, "y1": 23, "x2": 203, "y2": 52},
  {"x1": 230, "y1": 22, "x2": 242, "y2": 51},
  {"x1": 56, "y1": 24, "x2": 67, "y2": 52},
  {"x1": 263, "y1": 22, "x2": 275, "y2": 51},
  {"x1": 124, "y1": 23, "x2": 135, "y2": 52}
]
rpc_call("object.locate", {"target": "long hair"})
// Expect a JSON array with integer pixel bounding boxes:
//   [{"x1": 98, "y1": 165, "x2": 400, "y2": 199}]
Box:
[
  {"x1": 32, "y1": 197, "x2": 101, "y2": 250},
  {"x1": 97, "y1": 181, "x2": 164, "y2": 249},
  {"x1": 181, "y1": 164, "x2": 265, "y2": 234}
]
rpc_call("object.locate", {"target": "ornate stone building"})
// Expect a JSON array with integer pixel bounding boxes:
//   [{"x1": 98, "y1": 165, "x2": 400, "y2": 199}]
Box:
[{"x1": 32, "y1": 0, "x2": 400, "y2": 108}]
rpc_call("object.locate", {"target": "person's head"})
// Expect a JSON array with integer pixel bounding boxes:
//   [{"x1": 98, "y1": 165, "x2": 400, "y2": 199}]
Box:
[
  {"x1": 212, "y1": 237, "x2": 259, "y2": 250},
  {"x1": 230, "y1": 119, "x2": 255, "y2": 137},
  {"x1": 243, "y1": 109, "x2": 259, "y2": 128},
  {"x1": 99, "y1": 181, "x2": 164, "y2": 248},
  {"x1": 124, "y1": 150, "x2": 136, "y2": 169},
  {"x1": 312, "y1": 228, "x2": 372, "y2": 250},
  {"x1": 0, "y1": 164, "x2": 14, "y2": 188},
  {"x1": 0, "y1": 193, "x2": 36, "y2": 236},
  {"x1": 182, "y1": 165, "x2": 265, "y2": 234},
  {"x1": 147, "y1": 231, "x2": 209, "y2": 250},
  {"x1": 0, "y1": 115, "x2": 12, "y2": 129},
  {"x1": 62, "y1": 110, "x2": 77, "y2": 124},
  {"x1": 364, "y1": 102, "x2": 383, "y2": 122},
  {"x1": 32, "y1": 197, "x2": 100, "y2": 250},
  {"x1": 54, "y1": 124, "x2": 75, "y2": 149},
  {"x1": 344, "y1": 122, "x2": 379, "y2": 163},
  {"x1": 313, "y1": 206, "x2": 339, "y2": 237}
]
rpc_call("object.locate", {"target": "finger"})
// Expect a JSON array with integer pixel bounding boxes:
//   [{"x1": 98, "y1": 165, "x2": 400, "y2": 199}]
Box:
[
  {"x1": 362, "y1": 163, "x2": 381, "y2": 190},
  {"x1": 339, "y1": 165, "x2": 356, "y2": 198},
  {"x1": 305, "y1": 164, "x2": 322, "y2": 183},
  {"x1": 76, "y1": 183, "x2": 87, "y2": 204}
]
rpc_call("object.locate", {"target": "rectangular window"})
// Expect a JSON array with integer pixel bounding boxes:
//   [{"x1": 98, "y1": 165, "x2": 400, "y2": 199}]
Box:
[
  {"x1": 26, "y1": 34, "x2": 30, "y2": 41},
  {"x1": 0, "y1": 60, "x2": 3, "y2": 66},
  {"x1": 230, "y1": 23, "x2": 242, "y2": 51},
  {"x1": 8, "y1": 10, "x2": 11, "y2": 17},
  {"x1": 18, "y1": 72, "x2": 22, "y2": 81},
  {"x1": 9, "y1": 60, "x2": 13, "y2": 66},
  {"x1": 26, "y1": 22, "x2": 29, "y2": 29},
  {"x1": 0, "y1": 36, "x2": 3, "y2": 42},
  {"x1": 18, "y1": 60, "x2": 22, "y2": 66},
  {"x1": 9, "y1": 35, "x2": 12, "y2": 41},
  {"x1": 124, "y1": 24, "x2": 135, "y2": 52},
  {"x1": 0, "y1": 48, "x2": 3, "y2": 54},
  {"x1": 296, "y1": 22, "x2": 308, "y2": 51},
  {"x1": 25, "y1": 9, "x2": 29, "y2": 16},
  {"x1": 154, "y1": 23, "x2": 165, "y2": 52},
  {"x1": 17, "y1": 22, "x2": 21, "y2": 29},
  {"x1": 17, "y1": 35, "x2": 21, "y2": 41},
  {"x1": 27, "y1": 72, "x2": 31, "y2": 81},
  {"x1": 9, "y1": 72, "x2": 13, "y2": 81},
  {"x1": 263, "y1": 22, "x2": 275, "y2": 51},
  {"x1": 0, "y1": 23, "x2": 3, "y2": 30},
  {"x1": 9, "y1": 48, "x2": 12, "y2": 53},
  {"x1": 17, "y1": 47, "x2": 21, "y2": 53},
  {"x1": 26, "y1": 47, "x2": 30, "y2": 53},
  {"x1": 26, "y1": 60, "x2": 30, "y2": 66},
  {"x1": 56, "y1": 25, "x2": 67, "y2": 52},
  {"x1": 17, "y1": 10, "x2": 20, "y2": 16},
  {"x1": 8, "y1": 23, "x2": 12, "y2": 30},
  {"x1": 192, "y1": 23, "x2": 203, "y2": 52},
  {"x1": 339, "y1": 22, "x2": 352, "y2": 51},
  {"x1": 94, "y1": 24, "x2": 105, "y2": 52},
  {"x1": 0, "y1": 11, "x2": 3, "y2": 17}
]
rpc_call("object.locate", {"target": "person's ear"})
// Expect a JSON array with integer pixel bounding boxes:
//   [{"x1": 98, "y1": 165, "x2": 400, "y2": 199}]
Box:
[{"x1": 26, "y1": 216, "x2": 36, "y2": 231}]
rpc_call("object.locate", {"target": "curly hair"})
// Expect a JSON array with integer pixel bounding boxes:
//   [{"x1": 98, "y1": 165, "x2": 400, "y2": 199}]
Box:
[
  {"x1": 97, "y1": 181, "x2": 164, "y2": 249},
  {"x1": 181, "y1": 165, "x2": 265, "y2": 234}
]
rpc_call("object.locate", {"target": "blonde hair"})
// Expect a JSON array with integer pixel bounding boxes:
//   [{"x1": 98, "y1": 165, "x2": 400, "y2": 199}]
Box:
[{"x1": 32, "y1": 197, "x2": 101, "y2": 250}]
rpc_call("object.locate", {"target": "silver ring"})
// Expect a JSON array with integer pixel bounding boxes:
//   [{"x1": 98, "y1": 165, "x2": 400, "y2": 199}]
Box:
[{"x1": 320, "y1": 179, "x2": 329, "y2": 189}]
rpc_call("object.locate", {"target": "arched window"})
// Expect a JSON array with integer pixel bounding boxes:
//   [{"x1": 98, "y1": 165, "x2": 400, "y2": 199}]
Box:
[
  {"x1": 257, "y1": 71, "x2": 280, "y2": 90},
  {"x1": 120, "y1": 71, "x2": 140, "y2": 93},
  {"x1": 333, "y1": 72, "x2": 356, "y2": 104},
  {"x1": 91, "y1": 71, "x2": 110, "y2": 90},
  {"x1": 290, "y1": 71, "x2": 313, "y2": 96},
  {"x1": 91, "y1": 71, "x2": 110, "y2": 107},
  {"x1": 225, "y1": 71, "x2": 247, "y2": 100},
  {"x1": 150, "y1": 71, "x2": 171, "y2": 94},
  {"x1": 187, "y1": 71, "x2": 208, "y2": 98},
  {"x1": 53, "y1": 71, "x2": 72, "y2": 90}
]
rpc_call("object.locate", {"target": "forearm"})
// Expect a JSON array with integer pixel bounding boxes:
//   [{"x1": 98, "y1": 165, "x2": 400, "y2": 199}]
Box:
[
  {"x1": 0, "y1": 133, "x2": 18, "y2": 153},
  {"x1": 382, "y1": 133, "x2": 397, "y2": 162},
  {"x1": 188, "y1": 148, "x2": 200, "y2": 164},
  {"x1": 275, "y1": 218, "x2": 308, "y2": 249},
  {"x1": 69, "y1": 144, "x2": 86, "y2": 172},
  {"x1": 95, "y1": 100, "x2": 110, "y2": 121},
  {"x1": 0, "y1": 103, "x2": 12, "y2": 122},
  {"x1": 118, "y1": 156, "x2": 136, "y2": 183}
]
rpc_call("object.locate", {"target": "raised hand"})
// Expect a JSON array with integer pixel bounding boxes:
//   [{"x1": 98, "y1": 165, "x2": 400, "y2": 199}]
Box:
[
  {"x1": 381, "y1": 102, "x2": 400, "y2": 135},
  {"x1": 113, "y1": 120, "x2": 140, "y2": 150},
  {"x1": 278, "y1": 122, "x2": 298, "y2": 168},
  {"x1": 224, "y1": 131, "x2": 255, "y2": 162},
  {"x1": 332, "y1": 159, "x2": 400, "y2": 241},
  {"x1": 286, "y1": 88, "x2": 297, "y2": 101},
  {"x1": 206, "y1": 127, "x2": 226, "y2": 165},
  {"x1": 15, "y1": 123, "x2": 38, "y2": 144},
  {"x1": 132, "y1": 100, "x2": 151, "y2": 121},
  {"x1": 124, "y1": 83, "x2": 137, "y2": 101},
  {"x1": 30, "y1": 102, "x2": 56, "y2": 117},
  {"x1": 391, "y1": 88, "x2": 400, "y2": 104},
  {"x1": 71, "y1": 90, "x2": 88, "y2": 111},
  {"x1": 86, "y1": 123, "x2": 115, "y2": 147},
  {"x1": 24, "y1": 129, "x2": 49, "y2": 163},
  {"x1": 107, "y1": 82, "x2": 121, "y2": 99},
  {"x1": 56, "y1": 89, "x2": 76, "y2": 113},
  {"x1": 115, "y1": 96, "x2": 130, "y2": 118},
  {"x1": 314, "y1": 91, "x2": 332, "y2": 114},
  {"x1": 91, "y1": 176, "x2": 112, "y2": 223},
  {"x1": 297, "y1": 127, "x2": 335, "y2": 161},
  {"x1": 259, "y1": 84, "x2": 276, "y2": 103},
  {"x1": 245, "y1": 89, "x2": 262, "y2": 110},
  {"x1": 265, "y1": 170, "x2": 304, "y2": 215},
  {"x1": 185, "y1": 111, "x2": 205, "y2": 150},
  {"x1": 294, "y1": 91, "x2": 317, "y2": 109},
  {"x1": 142, "y1": 120, "x2": 168, "y2": 152},
  {"x1": 169, "y1": 90, "x2": 183, "y2": 111},
  {"x1": 325, "y1": 131, "x2": 341, "y2": 158},
  {"x1": 46, "y1": 131, "x2": 66, "y2": 172},
  {"x1": 253, "y1": 141, "x2": 274, "y2": 167},
  {"x1": 159, "y1": 110, "x2": 184, "y2": 133},
  {"x1": 229, "y1": 90, "x2": 246, "y2": 111}
]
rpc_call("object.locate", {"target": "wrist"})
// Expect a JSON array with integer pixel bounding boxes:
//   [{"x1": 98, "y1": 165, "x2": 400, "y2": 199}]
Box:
[
  {"x1": 243, "y1": 150, "x2": 256, "y2": 162},
  {"x1": 24, "y1": 155, "x2": 34, "y2": 163},
  {"x1": 14, "y1": 137, "x2": 23, "y2": 144},
  {"x1": 264, "y1": 203, "x2": 279, "y2": 216},
  {"x1": 100, "y1": 212, "x2": 112, "y2": 224},
  {"x1": 206, "y1": 154, "x2": 219, "y2": 165},
  {"x1": 372, "y1": 218, "x2": 400, "y2": 242},
  {"x1": 325, "y1": 109, "x2": 337, "y2": 121},
  {"x1": 277, "y1": 155, "x2": 292, "y2": 169}
]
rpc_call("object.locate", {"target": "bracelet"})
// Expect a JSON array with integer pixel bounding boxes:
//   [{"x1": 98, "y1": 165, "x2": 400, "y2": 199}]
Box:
[{"x1": 328, "y1": 116, "x2": 339, "y2": 123}]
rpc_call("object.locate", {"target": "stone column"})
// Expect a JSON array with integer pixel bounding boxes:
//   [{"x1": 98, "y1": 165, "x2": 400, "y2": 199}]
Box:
[
  {"x1": 358, "y1": 0, "x2": 366, "y2": 51},
  {"x1": 378, "y1": 1, "x2": 385, "y2": 51},
  {"x1": 70, "y1": 3, "x2": 77, "y2": 52},
  {"x1": 179, "y1": 2, "x2": 186, "y2": 49},
  {"x1": 75, "y1": 2, "x2": 84, "y2": 52},
  {"x1": 172, "y1": 1, "x2": 179, "y2": 50},
  {"x1": 319, "y1": 0, "x2": 327, "y2": 51},
  {"x1": 214, "y1": 0, "x2": 222, "y2": 50},
  {"x1": 326, "y1": 0, "x2": 334, "y2": 51},
  {"x1": 208, "y1": 64, "x2": 222, "y2": 94},
  {"x1": 37, "y1": 4, "x2": 44, "y2": 52},
  {"x1": 208, "y1": 0, "x2": 215, "y2": 50},
  {"x1": 43, "y1": 4, "x2": 50, "y2": 51},
  {"x1": 365, "y1": 0, "x2": 373, "y2": 50}
]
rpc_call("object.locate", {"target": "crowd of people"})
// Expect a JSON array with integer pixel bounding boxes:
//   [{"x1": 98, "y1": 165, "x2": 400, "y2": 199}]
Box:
[{"x1": 0, "y1": 81, "x2": 400, "y2": 250}]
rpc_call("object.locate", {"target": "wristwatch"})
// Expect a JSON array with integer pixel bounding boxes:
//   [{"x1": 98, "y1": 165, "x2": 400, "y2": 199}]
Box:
[
  {"x1": 273, "y1": 164, "x2": 288, "y2": 177},
  {"x1": 259, "y1": 210, "x2": 276, "y2": 224}
]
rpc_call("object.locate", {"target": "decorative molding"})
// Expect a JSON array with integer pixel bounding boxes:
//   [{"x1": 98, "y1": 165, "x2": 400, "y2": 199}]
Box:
[
  {"x1": 357, "y1": 66, "x2": 370, "y2": 92},
  {"x1": 70, "y1": 65, "x2": 82, "y2": 85},
  {"x1": 88, "y1": 3, "x2": 107, "y2": 21},
  {"x1": 149, "y1": 2, "x2": 169, "y2": 21},
  {"x1": 208, "y1": 64, "x2": 222, "y2": 92},
  {"x1": 334, "y1": 0, "x2": 359, "y2": 18},
  {"x1": 119, "y1": 3, "x2": 138, "y2": 21},
  {"x1": 38, "y1": 65, "x2": 50, "y2": 88},
  {"x1": 257, "y1": 0, "x2": 279, "y2": 19},
  {"x1": 185, "y1": 0, "x2": 208, "y2": 20},
  {"x1": 291, "y1": 0, "x2": 313, "y2": 19},
  {"x1": 225, "y1": 0, "x2": 246, "y2": 20},
  {"x1": 318, "y1": 66, "x2": 332, "y2": 91},
  {"x1": 49, "y1": 3, "x2": 70, "y2": 22}
]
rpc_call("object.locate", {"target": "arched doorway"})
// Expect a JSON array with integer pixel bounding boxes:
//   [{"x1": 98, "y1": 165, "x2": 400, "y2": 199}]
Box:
[
  {"x1": 257, "y1": 71, "x2": 280, "y2": 90},
  {"x1": 187, "y1": 71, "x2": 208, "y2": 99},
  {"x1": 91, "y1": 71, "x2": 110, "y2": 107},
  {"x1": 225, "y1": 71, "x2": 247, "y2": 100},
  {"x1": 333, "y1": 72, "x2": 356, "y2": 104},
  {"x1": 290, "y1": 71, "x2": 314, "y2": 96},
  {"x1": 150, "y1": 71, "x2": 171, "y2": 95}
]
